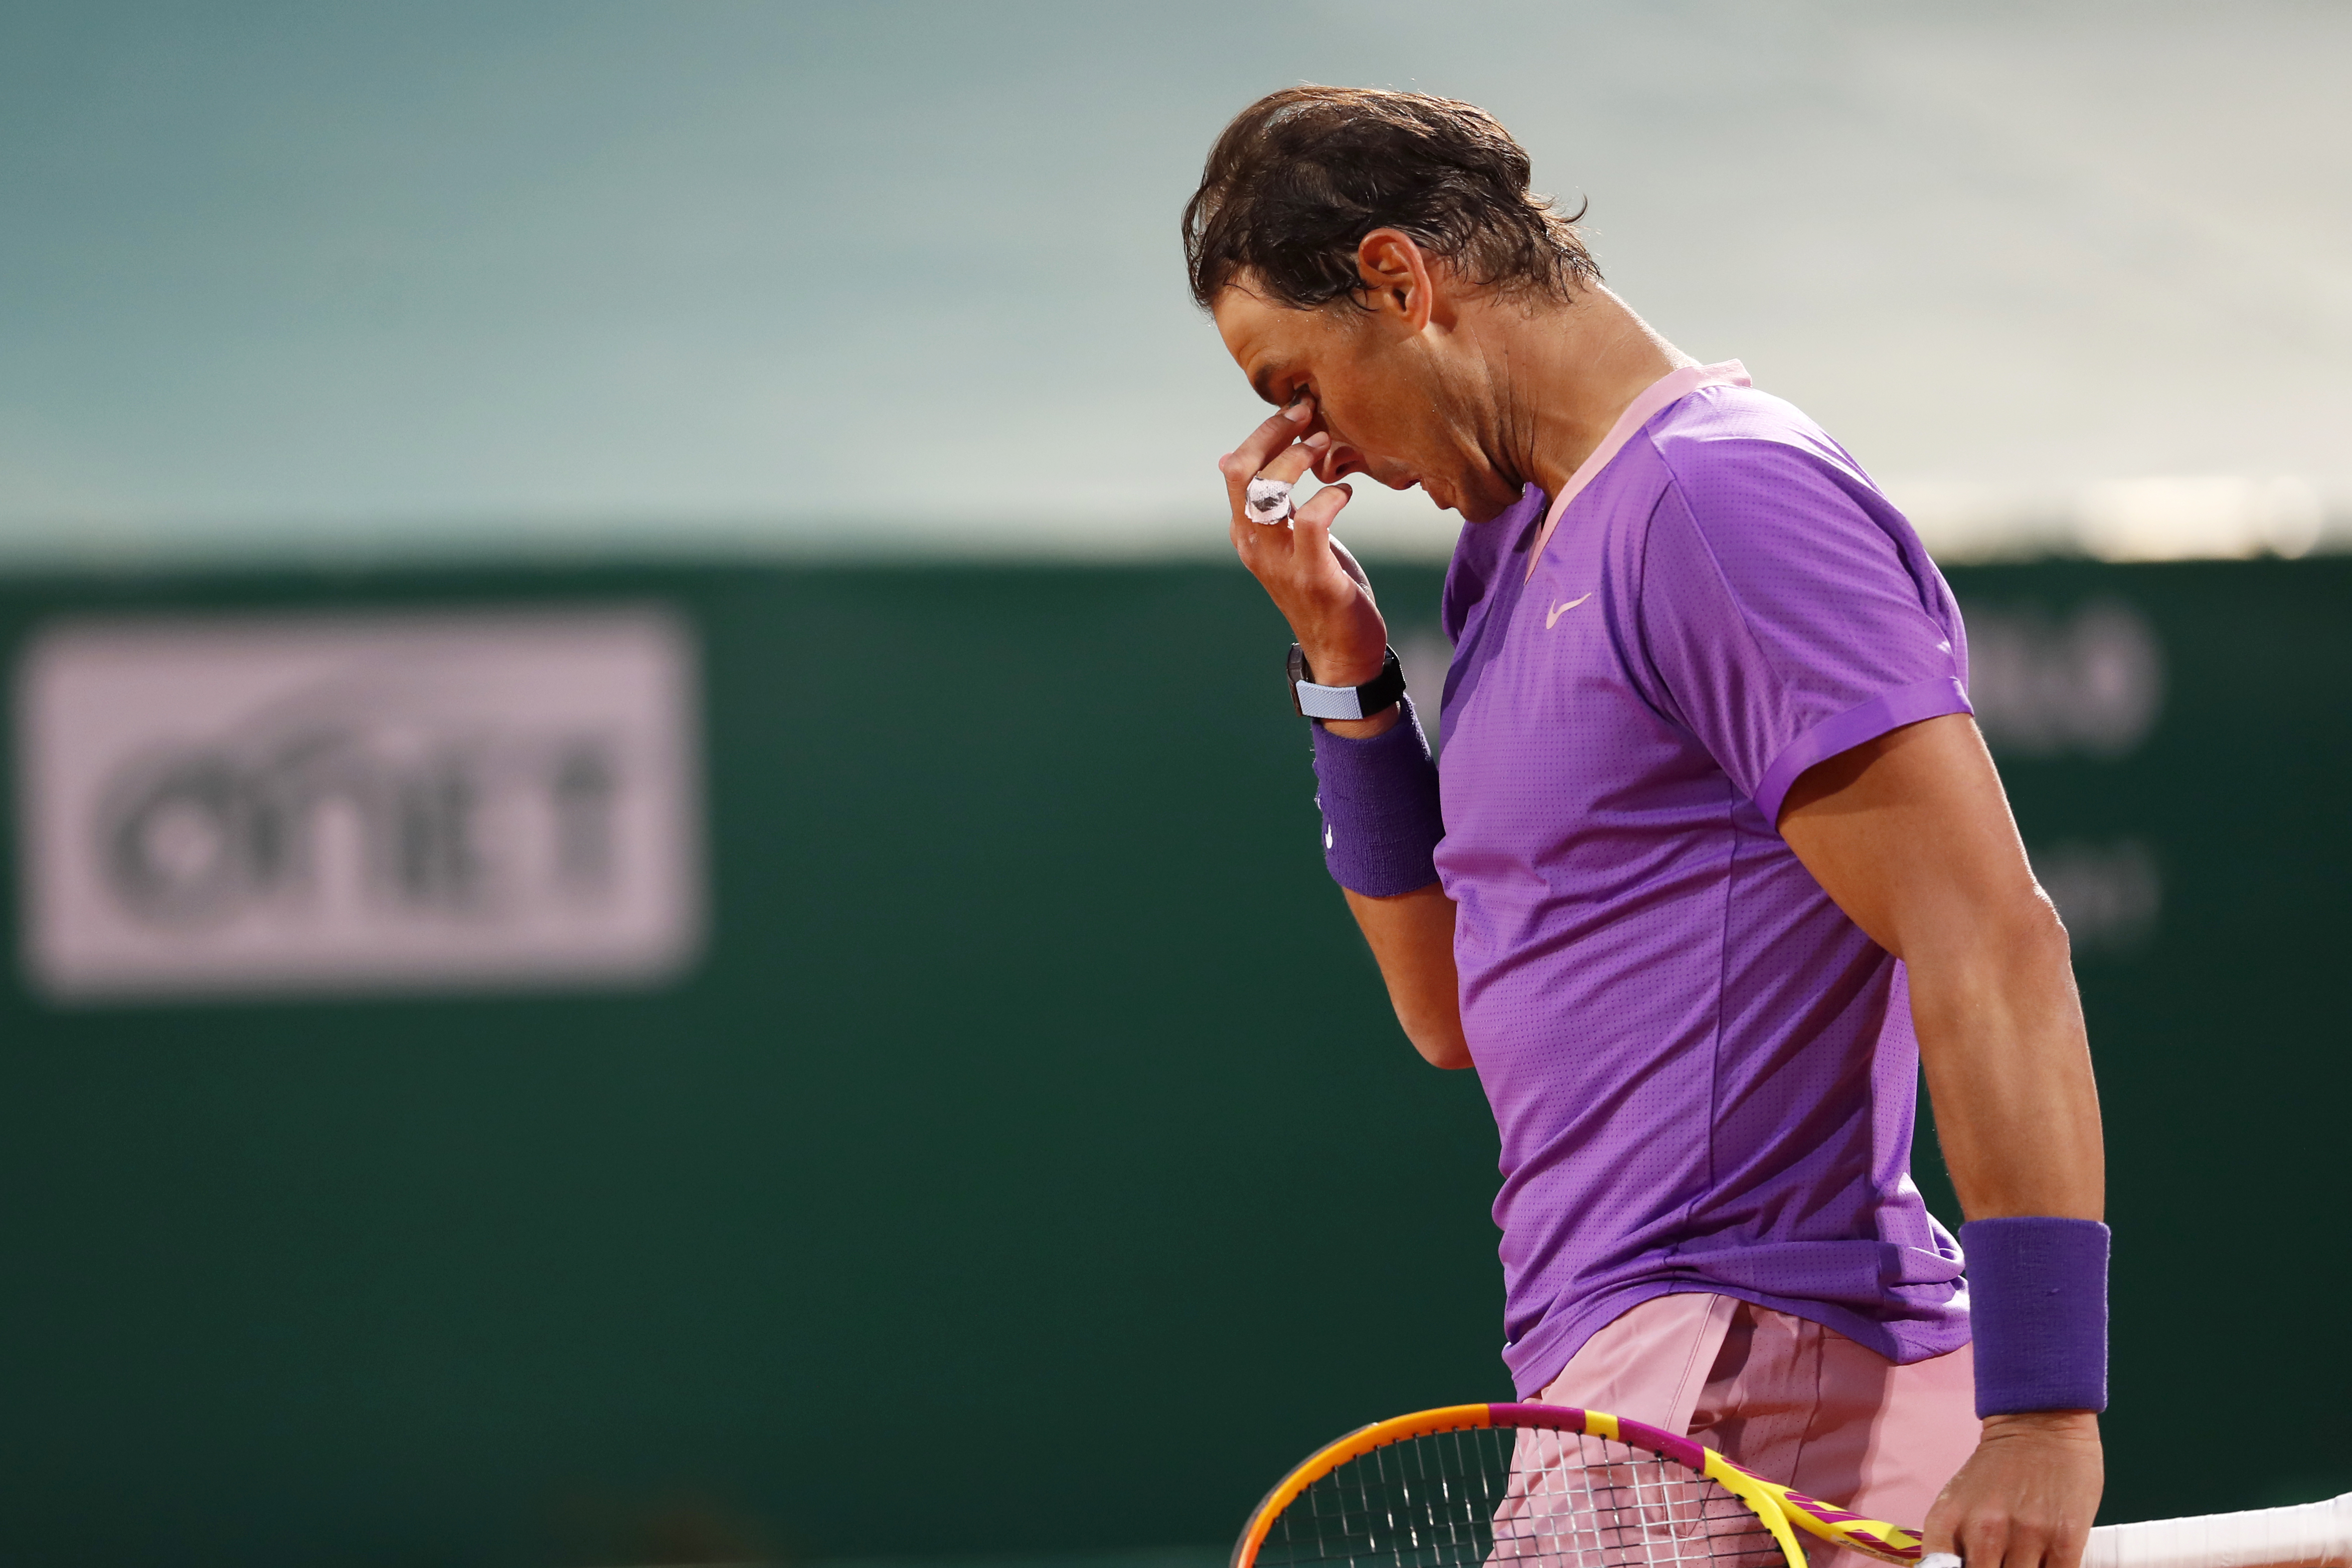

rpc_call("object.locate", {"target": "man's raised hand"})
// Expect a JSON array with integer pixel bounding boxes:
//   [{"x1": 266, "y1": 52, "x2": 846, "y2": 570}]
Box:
[{"x1": 1218, "y1": 397, "x2": 1390, "y2": 697}]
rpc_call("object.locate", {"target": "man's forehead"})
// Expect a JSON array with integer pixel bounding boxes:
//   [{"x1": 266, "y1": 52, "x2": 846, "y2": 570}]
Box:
[
  {"x1": 1211, "y1": 285, "x2": 1282, "y2": 346},
  {"x1": 1212, "y1": 287, "x2": 1323, "y2": 402}
]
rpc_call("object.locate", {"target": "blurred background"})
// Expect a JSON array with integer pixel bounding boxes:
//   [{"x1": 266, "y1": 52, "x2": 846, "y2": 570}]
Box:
[{"x1": 0, "y1": 3, "x2": 2343, "y2": 1564}]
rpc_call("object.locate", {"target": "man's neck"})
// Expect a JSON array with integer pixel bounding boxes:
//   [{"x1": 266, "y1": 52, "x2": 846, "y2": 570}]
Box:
[{"x1": 1479, "y1": 287, "x2": 1693, "y2": 502}]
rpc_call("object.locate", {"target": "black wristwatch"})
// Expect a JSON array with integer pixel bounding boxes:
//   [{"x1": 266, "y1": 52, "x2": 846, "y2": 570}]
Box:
[{"x1": 1288, "y1": 643, "x2": 1407, "y2": 721}]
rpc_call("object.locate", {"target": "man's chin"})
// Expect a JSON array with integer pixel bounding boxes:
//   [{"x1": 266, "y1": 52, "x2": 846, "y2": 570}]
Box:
[
  {"x1": 1446, "y1": 488, "x2": 1520, "y2": 525},
  {"x1": 1412, "y1": 477, "x2": 1463, "y2": 518}
]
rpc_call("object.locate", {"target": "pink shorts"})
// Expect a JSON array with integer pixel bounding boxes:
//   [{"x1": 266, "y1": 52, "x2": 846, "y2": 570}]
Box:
[{"x1": 1537, "y1": 1293, "x2": 1978, "y2": 1568}]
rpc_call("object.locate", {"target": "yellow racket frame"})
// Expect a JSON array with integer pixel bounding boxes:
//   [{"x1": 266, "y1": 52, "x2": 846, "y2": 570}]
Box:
[{"x1": 1233, "y1": 1402, "x2": 1926, "y2": 1568}]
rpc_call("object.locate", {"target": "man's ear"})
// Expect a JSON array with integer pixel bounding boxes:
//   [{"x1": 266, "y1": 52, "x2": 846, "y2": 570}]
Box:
[{"x1": 1354, "y1": 229, "x2": 1437, "y2": 332}]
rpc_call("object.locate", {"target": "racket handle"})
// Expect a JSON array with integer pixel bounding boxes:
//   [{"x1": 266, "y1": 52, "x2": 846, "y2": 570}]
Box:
[{"x1": 2086, "y1": 1492, "x2": 2352, "y2": 1568}]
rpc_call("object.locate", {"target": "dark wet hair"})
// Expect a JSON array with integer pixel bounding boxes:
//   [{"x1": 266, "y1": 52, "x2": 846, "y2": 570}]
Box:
[{"x1": 1182, "y1": 85, "x2": 1599, "y2": 312}]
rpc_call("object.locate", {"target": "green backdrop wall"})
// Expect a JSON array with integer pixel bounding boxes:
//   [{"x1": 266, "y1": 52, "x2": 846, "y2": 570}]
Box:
[{"x1": 0, "y1": 556, "x2": 2342, "y2": 1567}]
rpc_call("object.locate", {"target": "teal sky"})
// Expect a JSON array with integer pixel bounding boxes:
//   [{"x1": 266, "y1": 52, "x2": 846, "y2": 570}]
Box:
[{"x1": 2, "y1": 1, "x2": 2346, "y2": 560}]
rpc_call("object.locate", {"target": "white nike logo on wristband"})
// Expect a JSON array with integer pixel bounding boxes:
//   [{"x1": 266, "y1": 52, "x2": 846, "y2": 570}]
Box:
[{"x1": 1546, "y1": 593, "x2": 1593, "y2": 628}]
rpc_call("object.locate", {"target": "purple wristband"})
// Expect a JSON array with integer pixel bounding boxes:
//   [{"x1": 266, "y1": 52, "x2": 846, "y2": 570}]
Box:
[
  {"x1": 1309, "y1": 695, "x2": 1444, "y2": 897},
  {"x1": 1960, "y1": 1216, "x2": 2110, "y2": 1416}
]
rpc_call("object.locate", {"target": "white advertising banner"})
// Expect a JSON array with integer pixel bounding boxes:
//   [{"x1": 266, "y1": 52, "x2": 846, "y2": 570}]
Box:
[{"x1": 16, "y1": 608, "x2": 703, "y2": 1001}]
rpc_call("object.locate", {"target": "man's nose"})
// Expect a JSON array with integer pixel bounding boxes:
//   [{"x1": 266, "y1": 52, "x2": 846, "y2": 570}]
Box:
[{"x1": 1315, "y1": 442, "x2": 1367, "y2": 482}]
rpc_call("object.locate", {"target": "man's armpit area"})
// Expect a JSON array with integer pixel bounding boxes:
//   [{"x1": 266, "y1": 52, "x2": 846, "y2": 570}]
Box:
[
  {"x1": 1777, "y1": 712, "x2": 1975, "y2": 825},
  {"x1": 1756, "y1": 678, "x2": 1975, "y2": 827}
]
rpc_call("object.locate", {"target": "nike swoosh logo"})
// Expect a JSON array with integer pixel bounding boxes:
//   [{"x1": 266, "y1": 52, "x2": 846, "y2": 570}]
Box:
[{"x1": 1546, "y1": 593, "x2": 1593, "y2": 628}]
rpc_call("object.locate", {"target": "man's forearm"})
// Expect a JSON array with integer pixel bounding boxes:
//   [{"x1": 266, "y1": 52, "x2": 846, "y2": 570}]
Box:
[
  {"x1": 1342, "y1": 884, "x2": 1469, "y2": 1068},
  {"x1": 1909, "y1": 910, "x2": 2104, "y2": 1221}
]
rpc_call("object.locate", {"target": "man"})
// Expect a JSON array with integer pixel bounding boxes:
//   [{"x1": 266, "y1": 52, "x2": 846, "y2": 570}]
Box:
[{"x1": 1185, "y1": 88, "x2": 2106, "y2": 1568}]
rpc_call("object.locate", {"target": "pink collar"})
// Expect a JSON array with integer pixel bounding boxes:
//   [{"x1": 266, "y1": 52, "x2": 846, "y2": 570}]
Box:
[{"x1": 1523, "y1": 360, "x2": 1750, "y2": 580}]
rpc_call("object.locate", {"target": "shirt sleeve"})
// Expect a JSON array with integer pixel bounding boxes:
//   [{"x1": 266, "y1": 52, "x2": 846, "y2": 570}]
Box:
[{"x1": 1633, "y1": 439, "x2": 1971, "y2": 826}]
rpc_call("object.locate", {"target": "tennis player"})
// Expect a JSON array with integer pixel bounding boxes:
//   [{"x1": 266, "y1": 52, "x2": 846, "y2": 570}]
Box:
[{"x1": 1186, "y1": 89, "x2": 2107, "y2": 1568}]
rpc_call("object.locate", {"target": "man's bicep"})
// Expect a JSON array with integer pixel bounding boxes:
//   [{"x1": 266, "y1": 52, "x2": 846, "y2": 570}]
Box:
[{"x1": 1775, "y1": 713, "x2": 2047, "y2": 961}]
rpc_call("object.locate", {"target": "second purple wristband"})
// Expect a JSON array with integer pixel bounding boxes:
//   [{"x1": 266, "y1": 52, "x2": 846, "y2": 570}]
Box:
[{"x1": 1961, "y1": 1215, "x2": 2110, "y2": 1417}]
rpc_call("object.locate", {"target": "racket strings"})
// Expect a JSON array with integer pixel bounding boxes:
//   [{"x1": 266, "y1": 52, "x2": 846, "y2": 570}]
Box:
[{"x1": 1258, "y1": 1427, "x2": 1787, "y2": 1568}]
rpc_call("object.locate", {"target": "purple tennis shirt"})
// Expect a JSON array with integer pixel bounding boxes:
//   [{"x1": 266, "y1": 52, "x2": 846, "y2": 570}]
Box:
[{"x1": 1433, "y1": 363, "x2": 1975, "y2": 1397}]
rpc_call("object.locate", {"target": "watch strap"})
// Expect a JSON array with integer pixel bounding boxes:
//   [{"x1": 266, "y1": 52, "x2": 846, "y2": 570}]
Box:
[{"x1": 1289, "y1": 644, "x2": 1407, "y2": 721}]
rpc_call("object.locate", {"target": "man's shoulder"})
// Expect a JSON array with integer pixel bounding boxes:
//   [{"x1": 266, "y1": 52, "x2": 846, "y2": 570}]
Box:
[
  {"x1": 1635, "y1": 385, "x2": 1887, "y2": 543},
  {"x1": 1642, "y1": 384, "x2": 1867, "y2": 493}
]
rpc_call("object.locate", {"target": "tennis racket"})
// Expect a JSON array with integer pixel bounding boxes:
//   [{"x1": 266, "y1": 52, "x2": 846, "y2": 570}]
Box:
[{"x1": 1234, "y1": 1403, "x2": 2352, "y2": 1568}]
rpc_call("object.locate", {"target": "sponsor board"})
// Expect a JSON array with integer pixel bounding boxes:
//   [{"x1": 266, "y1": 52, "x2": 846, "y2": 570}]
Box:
[{"x1": 16, "y1": 608, "x2": 703, "y2": 1000}]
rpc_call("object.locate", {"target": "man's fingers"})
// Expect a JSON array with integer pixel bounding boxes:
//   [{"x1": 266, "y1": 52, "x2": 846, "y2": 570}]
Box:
[
  {"x1": 1221, "y1": 398, "x2": 1316, "y2": 489},
  {"x1": 1292, "y1": 480, "x2": 1352, "y2": 537},
  {"x1": 1957, "y1": 1500, "x2": 2080, "y2": 1568},
  {"x1": 1259, "y1": 432, "x2": 1327, "y2": 487},
  {"x1": 1232, "y1": 479, "x2": 1345, "y2": 570},
  {"x1": 1990, "y1": 1515, "x2": 2076, "y2": 1568},
  {"x1": 1932, "y1": 1491, "x2": 2013, "y2": 1568},
  {"x1": 1288, "y1": 483, "x2": 1360, "y2": 585},
  {"x1": 1920, "y1": 1479, "x2": 1962, "y2": 1560},
  {"x1": 1223, "y1": 427, "x2": 1324, "y2": 530},
  {"x1": 1961, "y1": 1515, "x2": 2015, "y2": 1568}
]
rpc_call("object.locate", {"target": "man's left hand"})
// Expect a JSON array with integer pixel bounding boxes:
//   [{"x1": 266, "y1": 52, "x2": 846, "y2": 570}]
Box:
[{"x1": 1920, "y1": 1411, "x2": 2103, "y2": 1568}]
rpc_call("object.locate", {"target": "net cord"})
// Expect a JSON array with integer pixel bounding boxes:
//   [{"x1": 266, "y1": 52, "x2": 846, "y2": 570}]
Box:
[{"x1": 2085, "y1": 1493, "x2": 2352, "y2": 1568}]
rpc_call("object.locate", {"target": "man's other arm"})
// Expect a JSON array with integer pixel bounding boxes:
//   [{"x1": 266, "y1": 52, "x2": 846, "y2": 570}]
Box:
[
  {"x1": 1779, "y1": 711, "x2": 2104, "y2": 1568},
  {"x1": 1214, "y1": 398, "x2": 1467, "y2": 1071}
]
